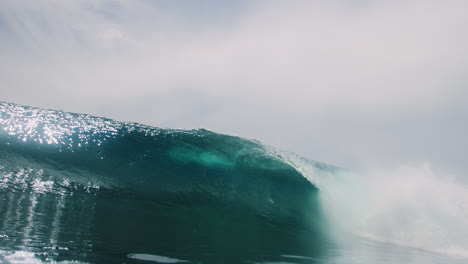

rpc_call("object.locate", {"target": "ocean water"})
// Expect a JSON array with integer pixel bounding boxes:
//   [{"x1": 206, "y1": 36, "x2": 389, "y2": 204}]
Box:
[{"x1": 0, "y1": 102, "x2": 466, "y2": 264}]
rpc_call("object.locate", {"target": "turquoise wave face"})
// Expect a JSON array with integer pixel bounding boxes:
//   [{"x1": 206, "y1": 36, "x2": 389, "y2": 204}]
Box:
[{"x1": 0, "y1": 102, "x2": 329, "y2": 263}]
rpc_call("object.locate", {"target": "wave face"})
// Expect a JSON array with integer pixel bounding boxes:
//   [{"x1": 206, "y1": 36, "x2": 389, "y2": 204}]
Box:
[{"x1": 0, "y1": 102, "x2": 329, "y2": 263}]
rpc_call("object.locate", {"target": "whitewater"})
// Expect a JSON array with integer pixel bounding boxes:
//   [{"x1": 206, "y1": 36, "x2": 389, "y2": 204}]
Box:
[{"x1": 0, "y1": 101, "x2": 467, "y2": 264}]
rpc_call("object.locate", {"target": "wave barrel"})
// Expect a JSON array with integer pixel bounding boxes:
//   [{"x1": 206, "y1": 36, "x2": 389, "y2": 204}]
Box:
[{"x1": 0, "y1": 102, "x2": 328, "y2": 263}]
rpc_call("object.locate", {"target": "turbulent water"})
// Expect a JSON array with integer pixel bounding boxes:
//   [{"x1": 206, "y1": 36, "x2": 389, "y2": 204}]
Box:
[{"x1": 0, "y1": 102, "x2": 467, "y2": 264}]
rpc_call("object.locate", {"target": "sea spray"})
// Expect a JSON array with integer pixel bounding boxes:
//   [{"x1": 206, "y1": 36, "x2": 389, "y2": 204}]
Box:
[
  {"x1": 278, "y1": 151, "x2": 468, "y2": 258},
  {"x1": 359, "y1": 164, "x2": 468, "y2": 257}
]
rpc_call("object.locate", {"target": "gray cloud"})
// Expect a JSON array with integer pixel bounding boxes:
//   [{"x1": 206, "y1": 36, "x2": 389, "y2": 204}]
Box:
[{"x1": 1, "y1": 0, "x2": 468, "y2": 175}]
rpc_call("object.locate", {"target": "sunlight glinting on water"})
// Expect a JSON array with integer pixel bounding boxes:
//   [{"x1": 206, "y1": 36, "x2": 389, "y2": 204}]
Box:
[{"x1": 2, "y1": 102, "x2": 468, "y2": 264}]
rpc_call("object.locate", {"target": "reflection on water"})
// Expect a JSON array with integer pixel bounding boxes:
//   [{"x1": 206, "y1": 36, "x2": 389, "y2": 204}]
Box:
[
  {"x1": 0, "y1": 165, "x2": 466, "y2": 264},
  {"x1": 0, "y1": 165, "x2": 324, "y2": 263},
  {"x1": 1, "y1": 178, "x2": 467, "y2": 264},
  {"x1": 0, "y1": 167, "x2": 96, "y2": 263},
  {"x1": 0, "y1": 250, "x2": 89, "y2": 264}
]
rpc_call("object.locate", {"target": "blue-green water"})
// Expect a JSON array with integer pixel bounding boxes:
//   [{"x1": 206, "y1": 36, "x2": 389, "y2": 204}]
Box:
[{"x1": 0, "y1": 102, "x2": 466, "y2": 264}]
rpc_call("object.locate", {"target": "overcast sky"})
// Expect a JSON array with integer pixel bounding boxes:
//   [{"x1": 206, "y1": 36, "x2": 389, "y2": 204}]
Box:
[{"x1": 1, "y1": 0, "x2": 467, "y2": 176}]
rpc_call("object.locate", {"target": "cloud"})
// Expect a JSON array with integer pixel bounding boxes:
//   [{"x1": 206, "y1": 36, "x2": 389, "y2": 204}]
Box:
[{"x1": 1, "y1": 0, "x2": 467, "y2": 174}]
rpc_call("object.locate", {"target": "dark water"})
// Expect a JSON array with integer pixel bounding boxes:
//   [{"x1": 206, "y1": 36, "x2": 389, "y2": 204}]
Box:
[{"x1": 0, "y1": 102, "x2": 466, "y2": 264}]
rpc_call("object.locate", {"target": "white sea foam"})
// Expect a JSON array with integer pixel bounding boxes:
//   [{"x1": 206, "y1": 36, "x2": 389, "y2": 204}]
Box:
[
  {"x1": 0, "y1": 251, "x2": 86, "y2": 264},
  {"x1": 127, "y1": 253, "x2": 187, "y2": 263},
  {"x1": 281, "y1": 152, "x2": 468, "y2": 259}
]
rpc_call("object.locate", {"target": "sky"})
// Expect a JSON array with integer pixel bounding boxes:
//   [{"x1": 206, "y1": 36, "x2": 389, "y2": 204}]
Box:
[{"x1": 1, "y1": 0, "x2": 468, "y2": 176}]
